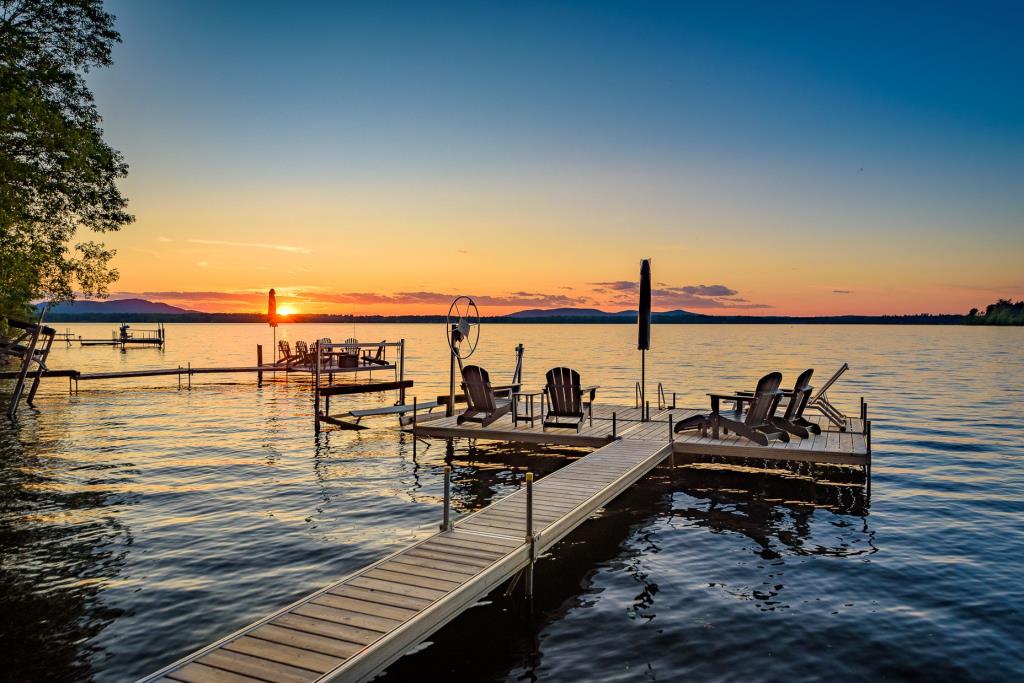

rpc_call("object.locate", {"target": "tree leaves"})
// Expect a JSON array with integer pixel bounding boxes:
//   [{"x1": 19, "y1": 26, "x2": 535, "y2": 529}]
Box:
[{"x1": 0, "y1": 0, "x2": 132, "y2": 320}]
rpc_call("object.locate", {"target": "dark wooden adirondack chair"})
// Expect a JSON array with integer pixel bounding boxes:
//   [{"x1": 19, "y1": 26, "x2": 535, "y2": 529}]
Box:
[
  {"x1": 772, "y1": 368, "x2": 822, "y2": 438},
  {"x1": 362, "y1": 341, "x2": 388, "y2": 366},
  {"x1": 674, "y1": 371, "x2": 788, "y2": 446},
  {"x1": 277, "y1": 340, "x2": 296, "y2": 365},
  {"x1": 293, "y1": 340, "x2": 311, "y2": 366},
  {"x1": 543, "y1": 367, "x2": 598, "y2": 432},
  {"x1": 457, "y1": 365, "x2": 512, "y2": 427}
]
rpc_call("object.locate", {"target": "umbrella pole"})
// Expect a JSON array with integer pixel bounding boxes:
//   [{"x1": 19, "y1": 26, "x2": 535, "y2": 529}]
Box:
[{"x1": 641, "y1": 349, "x2": 646, "y2": 421}]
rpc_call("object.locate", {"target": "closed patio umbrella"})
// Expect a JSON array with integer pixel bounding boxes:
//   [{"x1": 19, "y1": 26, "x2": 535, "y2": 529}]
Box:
[{"x1": 638, "y1": 259, "x2": 651, "y2": 419}]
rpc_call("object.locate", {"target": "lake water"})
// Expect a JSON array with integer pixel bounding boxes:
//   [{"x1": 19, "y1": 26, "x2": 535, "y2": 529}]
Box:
[{"x1": 2, "y1": 323, "x2": 1022, "y2": 682}]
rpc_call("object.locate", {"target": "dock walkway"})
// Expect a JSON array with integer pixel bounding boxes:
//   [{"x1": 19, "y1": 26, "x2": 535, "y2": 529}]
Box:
[{"x1": 141, "y1": 438, "x2": 673, "y2": 683}]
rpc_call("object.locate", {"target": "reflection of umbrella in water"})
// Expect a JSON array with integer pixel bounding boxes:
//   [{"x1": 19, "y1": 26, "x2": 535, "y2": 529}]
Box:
[{"x1": 638, "y1": 259, "x2": 651, "y2": 419}]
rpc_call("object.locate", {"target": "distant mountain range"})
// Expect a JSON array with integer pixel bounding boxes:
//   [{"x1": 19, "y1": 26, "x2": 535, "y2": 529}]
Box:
[
  {"x1": 31, "y1": 298, "x2": 966, "y2": 325},
  {"x1": 505, "y1": 307, "x2": 635, "y2": 318},
  {"x1": 37, "y1": 298, "x2": 198, "y2": 315}
]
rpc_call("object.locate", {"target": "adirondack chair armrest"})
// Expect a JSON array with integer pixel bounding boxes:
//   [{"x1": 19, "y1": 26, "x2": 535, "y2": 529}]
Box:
[{"x1": 583, "y1": 385, "x2": 598, "y2": 401}]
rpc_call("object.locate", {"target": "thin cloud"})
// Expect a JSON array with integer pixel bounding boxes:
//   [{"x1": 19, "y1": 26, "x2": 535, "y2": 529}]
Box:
[
  {"x1": 187, "y1": 239, "x2": 312, "y2": 254},
  {"x1": 590, "y1": 280, "x2": 767, "y2": 310},
  {"x1": 833, "y1": 289, "x2": 852, "y2": 294},
  {"x1": 590, "y1": 280, "x2": 638, "y2": 291}
]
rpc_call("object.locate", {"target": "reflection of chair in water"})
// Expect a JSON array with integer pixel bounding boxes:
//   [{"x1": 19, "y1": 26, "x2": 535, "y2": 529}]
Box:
[
  {"x1": 675, "y1": 372, "x2": 789, "y2": 446},
  {"x1": 457, "y1": 365, "x2": 511, "y2": 427},
  {"x1": 542, "y1": 367, "x2": 598, "y2": 432}
]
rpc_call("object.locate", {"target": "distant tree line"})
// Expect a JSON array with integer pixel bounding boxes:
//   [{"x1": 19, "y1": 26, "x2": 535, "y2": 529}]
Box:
[
  {"x1": 44, "y1": 311, "x2": 971, "y2": 325},
  {"x1": 965, "y1": 299, "x2": 1024, "y2": 325}
]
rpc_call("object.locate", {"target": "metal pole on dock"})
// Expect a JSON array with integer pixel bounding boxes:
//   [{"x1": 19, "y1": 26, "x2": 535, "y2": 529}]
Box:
[
  {"x1": 645, "y1": 400, "x2": 650, "y2": 422},
  {"x1": 668, "y1": 413, "x2": 675, "y2": 467},
  {"x1": 398, "y1": 339, "x2": 406, "y2": 405},
  {"x1": 525, "y1": 471, "x2": 534, "y2": 600},
  {"x1": 314, "y1": 342, "x2": 321, "y2": 433},
  {"x1": 441, "y1": 465, "x2": 452, "y2": 531},
  {"x1": 612, "y1": 411, "x2": 617, "y2": 438}
]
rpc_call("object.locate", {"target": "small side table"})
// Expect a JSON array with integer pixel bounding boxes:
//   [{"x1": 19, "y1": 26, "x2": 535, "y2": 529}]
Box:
[{"x1": 512, "y1": 390, "x2": 543, "y2": 428}]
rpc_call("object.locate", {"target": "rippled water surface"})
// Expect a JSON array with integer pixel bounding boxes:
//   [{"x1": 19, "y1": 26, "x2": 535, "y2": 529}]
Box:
[{"x1": 2, "y1": 323, "x2": 1022, "y2": 682}]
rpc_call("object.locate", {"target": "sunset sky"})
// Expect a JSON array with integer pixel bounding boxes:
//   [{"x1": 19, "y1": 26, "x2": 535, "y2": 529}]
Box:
[{"x1": 84, "y1": 1, "x2": 1023, "y2": 316}]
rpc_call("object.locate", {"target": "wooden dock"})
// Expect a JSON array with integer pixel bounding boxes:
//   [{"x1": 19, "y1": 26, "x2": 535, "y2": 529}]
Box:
[
  {"x1": 140, "y1": 437, "x2": 673, "y2": 683},
  {"x1": 416, "y1": 403, "x2": 870, "y2": 467}
]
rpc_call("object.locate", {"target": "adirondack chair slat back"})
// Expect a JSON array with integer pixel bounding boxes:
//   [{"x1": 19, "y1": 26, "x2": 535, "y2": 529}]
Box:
[
  {"x1": 745, "y1": 372, "x2": 783, "y2": 426},
  {"x1": 294, "y1": 340, "x2": 308, "y2": 361},
  {"x1": 546, "y1": 367, "x2": 583, "y2": 415},
  {"x1": 784, "y1": 368, "x2": 814, "y2": 421},
  {"x1": 278, "y1": 340, "x2": 291, "y2": 360},
  {"x1": 461, "y1": 365, "x2": 496, "y2": 412}
]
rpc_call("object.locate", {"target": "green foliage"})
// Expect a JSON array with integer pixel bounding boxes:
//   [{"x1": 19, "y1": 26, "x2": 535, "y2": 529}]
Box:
[
  {"x1": 0, "y1": 0, "x2": 132, "y2": 325},
  {"x1": 965, "y1": 299, "x2": 1024, "y2": 325}
]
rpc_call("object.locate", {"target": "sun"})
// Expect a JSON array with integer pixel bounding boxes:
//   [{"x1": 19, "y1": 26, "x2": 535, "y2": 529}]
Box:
[{"x1": 276, "y1": 305, "x2": 299, "y2": 316}]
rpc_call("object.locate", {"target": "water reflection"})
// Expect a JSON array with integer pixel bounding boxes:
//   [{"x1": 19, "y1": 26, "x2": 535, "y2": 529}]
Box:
[
  {"x1": 383, "y1": 442, "x2": 872, "y2": 681},
  {"x1": 0, "y1": 422, "x2": 131, "y2": 682}
]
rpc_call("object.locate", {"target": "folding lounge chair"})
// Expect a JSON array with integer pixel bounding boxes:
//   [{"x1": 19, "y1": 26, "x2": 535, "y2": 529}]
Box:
[
  {"x1": 457, "y1": 365, "x2": 512, "y2": 427},
  {"x1": 808, "y1": 363, "x2": 850, "y2": 431},
  {"x1": 543, "y1": 367, "x2": 598, "y2": 432},
  {"x1": 674, "y1": 371, "x2": 789, "y2": 446}
]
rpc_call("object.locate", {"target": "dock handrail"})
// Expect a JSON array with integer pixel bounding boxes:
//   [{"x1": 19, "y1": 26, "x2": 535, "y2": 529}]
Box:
[{"x1": 318, "y1": 340, "x2": 404, "y2": 349}]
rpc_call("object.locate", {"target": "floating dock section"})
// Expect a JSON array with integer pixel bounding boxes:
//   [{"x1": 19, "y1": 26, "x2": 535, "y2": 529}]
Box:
[{"x1": 141, "y1": 437, "x2": 673, "y2": 683}]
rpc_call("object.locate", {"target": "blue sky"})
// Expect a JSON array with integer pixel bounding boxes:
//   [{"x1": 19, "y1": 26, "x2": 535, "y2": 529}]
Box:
[{"x1": 88, "y1": 1, "x2": 1023, "y2": 314}]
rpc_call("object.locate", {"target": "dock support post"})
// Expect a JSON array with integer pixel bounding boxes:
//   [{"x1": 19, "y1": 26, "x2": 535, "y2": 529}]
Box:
[
  {"x1": 412, "y1": 397, "x2": 418, "y2": 456},
  {"x1": 668, "y1": 413, "x2": 675, "y2": 467},
  {"x1": 314, "y1": 343, "x2": 321, "y2": 433},
  {"x1": 672, "y1": 392, "x2": 676, "y2": 409},
  {"x1": 398, "y1": 339, "x2": 406, "y2": 405},
  {"x1": 187, "y1": 362, "x2": 191, "y2": 390},
  {"x1": 257, "y1": 345, "x2": 263, "y2": 387},
  {"x1": 447, "y1": 341, "x2": 455, "y2": 417},
  {"x1": 178, "y1": 366, "x2": 181, "y2": 390},
  {"x1": 525, "y1": 471, "x2": 534, "y2": 600},
  {"x1": 441, "y1": 465, "x2": 452, "y2": 531},
  {"x1": 645, "y1": 400, "x2": 650, "y2": 422},
  {"x1": 612, "y1": 412, "x2": 617, "y2": 438}
]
